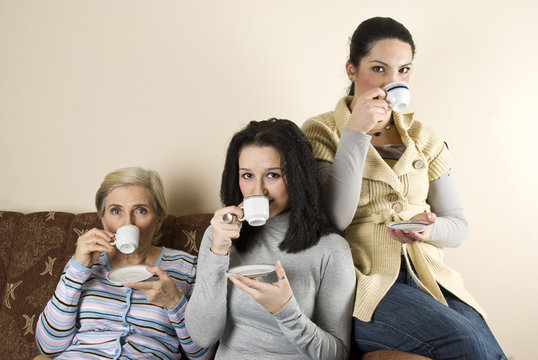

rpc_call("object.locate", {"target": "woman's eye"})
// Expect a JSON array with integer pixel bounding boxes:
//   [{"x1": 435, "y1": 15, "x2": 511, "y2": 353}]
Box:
[
  {"x1": 136, "y1": 208, "x2": 148, "y2": 215},
  {"x1": 372, "y1": 66, "x2": 384, "y2": 73},
  {"x1": 110, "y1": 208, "x2": 120, "y2": 215},
  {"x1": 400, "y1": 67, "x2": 411, "y2": 74},
  {"x1": 266, "y1": 172, "x2": 281, "y2": 179},
  {"x1": 241, "y1": 173, "x2": 253, "y2": 179}
]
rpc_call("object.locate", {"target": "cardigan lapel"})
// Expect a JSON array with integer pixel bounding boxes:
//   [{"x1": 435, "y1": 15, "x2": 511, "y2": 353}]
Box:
[
  {"x1": 362, "y1": 112, "x2": 419, "y2": 192},
  {"x1": 391, "y1": 112, "x2": 427, "y2": 178},
  {"x1": 333, "y1": 98, "x2": 403, "y2": 191},
  {"x1": 363, "y1": 145, "x2": 402, "y2": 192},
  {"x1": 333, "y1": 99, "x2": 423, "y2": 192}
]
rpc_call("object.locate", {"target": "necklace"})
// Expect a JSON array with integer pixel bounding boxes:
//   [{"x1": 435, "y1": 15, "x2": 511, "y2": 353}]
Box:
[{"x1": 372, "y1": 122, "x2": 393, "y2": 137}]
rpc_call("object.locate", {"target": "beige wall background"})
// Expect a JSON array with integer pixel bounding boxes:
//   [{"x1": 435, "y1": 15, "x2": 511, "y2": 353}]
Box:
[{"x1": 1, "y1": 0, "x2": 536, "y2": 358}]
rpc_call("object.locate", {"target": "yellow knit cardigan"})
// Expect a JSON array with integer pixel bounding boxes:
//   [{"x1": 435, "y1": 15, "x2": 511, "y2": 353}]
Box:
[{"x1": 302, "y1": 97, "x2": 486, "y2": 322}]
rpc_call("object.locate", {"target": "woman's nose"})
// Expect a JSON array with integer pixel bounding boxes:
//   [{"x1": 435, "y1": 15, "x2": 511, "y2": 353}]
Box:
[
  {"x1": 123, "y1": 213, "x2": 136, "y2": 226},
  {"x1": 387, "y1": 70, "x2": 403, "y2": 85},
  {"x1": 253, "y1": 180, "x2": 268, "y2": 196}
]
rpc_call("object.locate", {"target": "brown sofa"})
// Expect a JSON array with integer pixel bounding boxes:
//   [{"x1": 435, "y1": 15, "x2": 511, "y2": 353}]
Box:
[{"x1": 0, "y1": 211, "x2": 429, "y2": 360}]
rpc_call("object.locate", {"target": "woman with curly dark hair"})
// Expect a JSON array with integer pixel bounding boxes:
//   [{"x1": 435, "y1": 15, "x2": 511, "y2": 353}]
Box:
[{"x1": 185, "y1": 119, "x2": 355, "y2": 359}]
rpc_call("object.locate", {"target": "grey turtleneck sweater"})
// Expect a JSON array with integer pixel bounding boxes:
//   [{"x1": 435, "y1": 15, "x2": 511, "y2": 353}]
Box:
[{"x1": 185, "y1": 211, "x2": 355, "y2": 360}]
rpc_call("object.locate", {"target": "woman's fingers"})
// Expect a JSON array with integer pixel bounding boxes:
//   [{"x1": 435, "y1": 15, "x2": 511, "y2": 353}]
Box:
[
  {"x1": 126, "y1": 266, "x2": 183, "y2": 309},
  {"x1": 78, "y1": 235, "x2": 114, "y2": 252},
  {"x1": 228, "y1": 261, "x2": 293, "y2": 314},
  {"x1": 148, "y1": 266, "x2": 165, "y2": 278},
  {"x1": 410, "y1": 212, "x2": 437, "y2": 224},
  {"x1": 347, "y1": 87, "x2": 390, "y2": 133},
  {"x1": 387, "y1": 227, "x2": 414, "y2": 243},
  {"x1": 387, "y1": 212, "x2": 438, "y2": 244},
  {"x1": 210, "y1": 206, "x2": 244, "y2": 256},
  {"x1": 273, "y1": 260, "x2": 289, "y2": 284},
  {"x1": 227, "y1": 274, "x2": 259, "y2": 294},
  {"x1": 212, "y1": 206, "x2": 244, "y2": 224},
  {"x1": 387, "y1": 226, "x2": 432, "y2": 243},
  {"x1": 74, "y1": 228, "x2": 116, "y2": 266},
  {"x1": 362, "y1": 87, "x2": 387, "y2": 101}
]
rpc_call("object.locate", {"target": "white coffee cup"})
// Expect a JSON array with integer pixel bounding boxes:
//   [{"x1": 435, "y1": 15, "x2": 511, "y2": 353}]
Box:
[
  {"x1": 238, "y1": 195, "x2": 269, "y2": 226},
  {"x1": 383, "y1": 81, "x2": 410, "y2": 112},
  {"x1": 111, "y1": 224, "x2": 140, "y2": 254}
]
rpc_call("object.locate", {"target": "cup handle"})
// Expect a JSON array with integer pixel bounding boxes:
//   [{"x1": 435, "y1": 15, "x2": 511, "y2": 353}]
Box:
[{"x1": 237, "y1": 205, "x2": 245, "y2": 222}]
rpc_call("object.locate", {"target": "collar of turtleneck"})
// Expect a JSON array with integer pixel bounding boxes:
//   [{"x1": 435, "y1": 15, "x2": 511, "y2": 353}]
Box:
[{"x1": 261, "y1": 210, "x2": 290, "y2": 236}]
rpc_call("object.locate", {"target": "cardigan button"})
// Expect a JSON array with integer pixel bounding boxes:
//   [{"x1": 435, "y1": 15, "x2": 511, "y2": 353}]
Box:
[
  {"x1": 392, "y1": 202, "x2": 403, "y2": 212},
  {"x1": 413, "y1": 160, "x2": 425, "y2": 169},
  {"x1": 387, "y1": 193, "x2": 399, "y2": 202}
]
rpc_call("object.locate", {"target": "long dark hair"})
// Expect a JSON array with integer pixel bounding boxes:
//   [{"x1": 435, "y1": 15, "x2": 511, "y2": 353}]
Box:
[
  {"x1": 220, "y1": 119, "x2": 334, "y2": 253},
  {"x1": 348, "y1": 17, "x2": 416, "y2": 96}
]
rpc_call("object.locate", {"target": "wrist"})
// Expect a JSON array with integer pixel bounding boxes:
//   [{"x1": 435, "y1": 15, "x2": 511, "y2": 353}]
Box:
[
  {"x1": 210, "y1": 246, "x2": 228, "y2": 256},
  {"x1": 165, "y1": 294, "x2": 183, "y2": 310},
  {"x1": 344, "y1": 122, "x2": 369, "y2": 134},
  {"x1": 73, "y1": 255, "x2": 92, "y2": 269}
]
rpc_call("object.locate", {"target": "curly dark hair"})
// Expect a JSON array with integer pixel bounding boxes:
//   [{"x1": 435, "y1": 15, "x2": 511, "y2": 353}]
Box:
[{"x1": 220, "y1": 119, "x2": 334, "y2": 253}]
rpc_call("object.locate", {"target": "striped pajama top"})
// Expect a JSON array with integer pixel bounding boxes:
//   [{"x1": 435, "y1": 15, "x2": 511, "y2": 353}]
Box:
[{"x1": 35, "y1": 247, "x2": 211, "y2": 359}]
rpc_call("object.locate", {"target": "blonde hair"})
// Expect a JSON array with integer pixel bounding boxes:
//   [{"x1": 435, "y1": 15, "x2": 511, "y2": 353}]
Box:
[{"x1": 95, "y1": 167, "x2": 167, "y2": 221}]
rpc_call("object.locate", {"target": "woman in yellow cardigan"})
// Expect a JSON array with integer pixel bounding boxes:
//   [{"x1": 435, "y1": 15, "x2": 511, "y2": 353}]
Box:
[{"x1": 302, "y1": 17, "x2": 506, "y2": 359}]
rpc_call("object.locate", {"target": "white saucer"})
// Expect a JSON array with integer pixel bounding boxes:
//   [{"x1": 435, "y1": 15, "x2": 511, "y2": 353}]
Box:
[
  {"x1": 388, "y1": 221, "x2": 432, "y2": 233},
  {"x1": 226, "y1": 264, "x2": 275, "y2": 279},
  {"x1": 107, "y1": 265, "x2": 154, "y2": 284}
]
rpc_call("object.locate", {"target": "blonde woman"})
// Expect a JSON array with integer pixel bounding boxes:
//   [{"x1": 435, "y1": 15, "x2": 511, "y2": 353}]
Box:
[{"x1": 36, "y1": 167, "x2": 211, "y2": 360}]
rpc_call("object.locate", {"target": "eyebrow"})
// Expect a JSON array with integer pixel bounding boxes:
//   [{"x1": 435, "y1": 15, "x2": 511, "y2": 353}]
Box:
[
  {"x1": 238, "y1": 167, "x2": 282, "y2": 171},
  {"x1": 369, "y1": 60, "x2": 413, "y2": 67},
  {"x1": 107, "y1": 203, "x2": 150, "y2": 209}
]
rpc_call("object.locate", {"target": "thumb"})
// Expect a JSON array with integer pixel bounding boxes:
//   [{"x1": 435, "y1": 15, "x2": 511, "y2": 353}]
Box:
[
  {"x1": 274, "y1": 260, "x2": 288, "y2": 283},
  {"x1": 147, "y1": 266, "x2": 166, "y2": 279},
  {"x1": 363, "y1": 87, "x2": 386, "y2": 100},
  {"x1": 412, "y1": 212, "x2": 436, "y2": 223}
]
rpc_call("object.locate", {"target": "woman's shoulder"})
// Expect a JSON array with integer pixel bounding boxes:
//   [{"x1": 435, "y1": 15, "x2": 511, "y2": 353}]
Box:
[
  {"x1": 302, "y1": 110, "x2": 338, "y2": 133},
  {"x1": 304, "y1": 96, "x2": 350, "y2": 126},
  {"x1": 313, "y1": 233, "x2": 354, "y2": 276},
  {"x1": 316, "y1": 232, "x2": 352, "y2": 254},
  {"x1": 302, "y1": 97, "x2": 352, "y2": 151}
]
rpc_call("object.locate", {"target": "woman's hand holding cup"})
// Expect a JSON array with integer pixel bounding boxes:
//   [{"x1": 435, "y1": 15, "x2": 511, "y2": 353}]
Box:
[
  {"x1": 210, "y1": 206, "x2": 243, "y2": 256},
  {"x1": 346, "y1": 87, "x2": 390, "y2": 134},
  {"x1": 74, "y1": 228, "x2": 115, "y2": 268}
]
